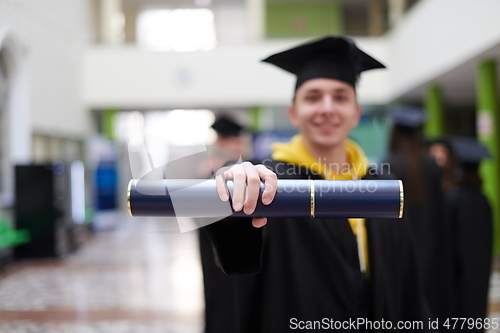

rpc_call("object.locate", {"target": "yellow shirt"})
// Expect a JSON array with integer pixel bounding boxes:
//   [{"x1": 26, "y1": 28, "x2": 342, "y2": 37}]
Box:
[{"x1": 271, "y1": 134, "x2": 370, "y2": 275}]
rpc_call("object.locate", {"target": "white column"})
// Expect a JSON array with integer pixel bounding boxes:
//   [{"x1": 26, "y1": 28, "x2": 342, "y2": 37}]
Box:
[
  {"x1": 388, "y1": 0, "x2": 407, "y2": 28},
  {"x1": 245, "y1": 0, "x2": 266, "y2": 42},
  {"x1": 100, "y1": 0, "x2": 124, "y2": 45},
  {"x1": 0, "y1": 33, "x2": 31, "y2": 206}
]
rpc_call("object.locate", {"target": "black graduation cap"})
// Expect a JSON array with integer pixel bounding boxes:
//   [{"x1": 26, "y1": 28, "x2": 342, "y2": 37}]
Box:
[
  {"x1": 390, "y1": 107, "x2": 426, "y2": 129},
  {"x1": 448, "y1": 136, "x2": 491, "y2": 164},
  {"x1": 262, "y1": 36, "x2": 386, "y2": 89},
  {"x1": 211, "y1": 115, "x2": 246, "y2": 138}
]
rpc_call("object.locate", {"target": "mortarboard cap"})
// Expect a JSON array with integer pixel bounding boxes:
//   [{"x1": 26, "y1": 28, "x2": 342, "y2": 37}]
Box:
[
  {"x1": 211, "y1": 115, "x2": 246, "y2": 138},
  {"x1": 390, "y1": 107, "x2": 426, "y2": 129},
  {"x1": 448, "y1": 136, "x2": 491, "y2": 164},
  {"x1": 262, "y1": 36, "x2": 386, "y2": 90}
]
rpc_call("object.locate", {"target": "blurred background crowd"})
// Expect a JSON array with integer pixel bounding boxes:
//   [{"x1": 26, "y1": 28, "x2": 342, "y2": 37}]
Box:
[{"x1": 0, "y1": 0, "x2": 500, "y2": 332}]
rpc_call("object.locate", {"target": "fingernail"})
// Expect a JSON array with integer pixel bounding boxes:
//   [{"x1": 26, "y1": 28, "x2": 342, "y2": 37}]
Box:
[
  {"x1": 234, "y1": 203, "x2": 242, "y2": 211},
  {"x1": 263, "y1": 197, "x2": 271, "y2": 205},
  {"x1": 220, "y1": 194, "x2": 228, "y2": 201}
]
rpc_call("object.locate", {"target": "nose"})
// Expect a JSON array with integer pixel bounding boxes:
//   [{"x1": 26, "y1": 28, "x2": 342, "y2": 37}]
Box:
[{"x1": 318, "y1": 95, "x2": 335, "y2": 115}]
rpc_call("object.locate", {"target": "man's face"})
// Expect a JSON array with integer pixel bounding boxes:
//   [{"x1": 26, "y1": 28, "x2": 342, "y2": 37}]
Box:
[
  {"x1": 288, "y1": 78, "x2": 361, "y2": 149},
  {"x1": 429, "y1": 143, "x2": 449, "y2": 169}
]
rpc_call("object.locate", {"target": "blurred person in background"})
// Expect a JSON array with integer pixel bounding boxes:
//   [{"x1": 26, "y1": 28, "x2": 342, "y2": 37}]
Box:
[
  {"x1": 201, "y1": 37, "x2": 430, "y2": 333},
  {"x1": 198, "y1": 114, "x2": 248, "y2": 333},
  {"x1": 428, "y1": 139, "x2": 455, "y2": 193},
  {"x1": 386, "y1": 108, "x2": 453, "y2": 328},
  {"x1": 445, "y1": 137, "x2": 492, "y2": 329},
  {"x1": 197, "y1": 114, "x2": 248, "y2": 178},
  {"x1": 211, "y1": 115, "x2": 247, "y2": 156}
]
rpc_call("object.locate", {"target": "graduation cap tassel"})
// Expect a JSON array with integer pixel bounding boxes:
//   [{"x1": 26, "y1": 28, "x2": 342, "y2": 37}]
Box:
[{"x1": 355, "y1": 218, "x2": 368, "y2": 276}]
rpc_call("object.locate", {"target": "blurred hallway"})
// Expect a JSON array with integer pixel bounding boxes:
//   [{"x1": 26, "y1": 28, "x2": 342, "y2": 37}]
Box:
[
  {"x1": 3, "y1": 215, "x2": 500, "y2": 332},
  {"x1": 0, "y1": 216, "x2": 203, "y2": 333}
]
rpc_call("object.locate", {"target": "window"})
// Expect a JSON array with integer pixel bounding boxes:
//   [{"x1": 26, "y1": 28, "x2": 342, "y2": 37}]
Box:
[{"x1": 136, "y1": 8, "x2": 217, "y2": 52}]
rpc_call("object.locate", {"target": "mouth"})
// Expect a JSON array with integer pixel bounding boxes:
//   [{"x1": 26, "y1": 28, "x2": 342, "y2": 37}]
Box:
[{"x1": 313, "y1": 123, "x2": 340, "y2": 132}]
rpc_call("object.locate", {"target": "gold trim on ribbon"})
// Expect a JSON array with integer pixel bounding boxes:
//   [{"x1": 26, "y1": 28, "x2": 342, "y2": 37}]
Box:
[
  {"x1": 398, "y1": 180, "x2": 404, "y2": 218},
  {"x1": 310, "y1": 180, "x2": 315, "y2": 218},
  {"x1": 127, "y1": 179, "x2": 133, "y2": 217}
]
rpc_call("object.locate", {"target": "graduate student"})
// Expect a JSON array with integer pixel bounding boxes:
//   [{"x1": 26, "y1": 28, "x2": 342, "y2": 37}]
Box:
[
  {"x1": 446, "y1": 137, "x2": 492, "y2": 327},
  {"x1": 197, "y1": 114, "x2": 248, "y2": 178},
  {"x1": 428, "y1": 139, "x2": 455, "y2": 193},
  {"x1": 386, "y1": 108, "x2": 453, "y2": 327},
  {"x1": 202, "y1": 36, "x2": 430, "y2": 332},
  {"x1": 198, "y1": 114, "x2": 248, "y2": 333},
  {"x1": 211, "y1": 114, "x2": 247, "y2": 157}
]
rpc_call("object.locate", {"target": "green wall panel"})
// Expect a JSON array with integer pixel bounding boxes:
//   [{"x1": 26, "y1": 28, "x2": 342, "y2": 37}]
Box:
[
  {"x1": 477, "y1": 59, "x2": 500, "y2": 255},
  {"x1": 266, "y1": 1, "x2": 342, "y2": 38},
  {"x1": 102, "y1": 109, "x2": 118, "y2": 141},
  {"x1": 424, "y1": 83, "x2": 445, "y2": 139}
]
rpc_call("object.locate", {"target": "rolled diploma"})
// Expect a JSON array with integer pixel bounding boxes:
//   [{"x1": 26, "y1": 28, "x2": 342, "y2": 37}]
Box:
[{"x1": 127, "y1": 179, "x2": 404, "y2": 219}]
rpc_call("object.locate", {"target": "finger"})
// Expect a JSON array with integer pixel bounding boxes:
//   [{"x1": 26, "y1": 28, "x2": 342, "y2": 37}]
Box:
[
  {"x1": 252, "y1": 217, "x2": 267, "y2": 228},
  {"x1": 242, "y1": 162, "x2": 261, "y2": 215},
  {"x1": 256, "y1": 165, "x2": 278, "y2": 205},
  {"x1": 215, "y1": 171, "x2": 230, "y2": 201},
  {"x1": 230, "y1": 165, "x2": 246, "y2": 212}
]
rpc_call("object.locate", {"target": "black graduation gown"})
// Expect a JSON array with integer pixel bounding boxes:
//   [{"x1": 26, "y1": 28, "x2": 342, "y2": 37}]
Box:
[
  {"x1": 446, "y1": 186, "x2": 492, "y2": 329},
  {"x1": 201, "y1": 160, "x2": 430, "y2": 333},
  {"x1": 386, "y1": 154, "x2": 453, "y2": 326},
  {"x1": 199, "y1": 227, "x2": 237, "y2": 333}
]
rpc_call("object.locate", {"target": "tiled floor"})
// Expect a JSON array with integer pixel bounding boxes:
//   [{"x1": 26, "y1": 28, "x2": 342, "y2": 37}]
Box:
[
  {"x1": 488, "y1": 271, "x2": 500, "y2": 332},
  {"x1": 0, "y1": 215, "x2": 204, "y2": 333},
  {"x1": 2, "y1": 215, "x2": 500, "y2": 332}
]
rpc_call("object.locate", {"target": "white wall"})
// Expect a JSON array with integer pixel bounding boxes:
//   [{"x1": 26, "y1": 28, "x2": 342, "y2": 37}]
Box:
[
  {"x1": 0, "y1": 0, "x2": 94, "y2": 139},
  {"x1": 355, "y1": 37, "x2": 391, "y2": 104},
  {"x1": 388, "y1": 0, "x2": 500, "y2": 100},
  {"x1": 82, "y1": 37, "x2": 390, "y2": 109}
]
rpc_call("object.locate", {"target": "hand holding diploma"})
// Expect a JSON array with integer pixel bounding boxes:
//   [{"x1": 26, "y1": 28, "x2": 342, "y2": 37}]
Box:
[{"x1": 215, "y1": 162, "x2": 278, "y2": 228}]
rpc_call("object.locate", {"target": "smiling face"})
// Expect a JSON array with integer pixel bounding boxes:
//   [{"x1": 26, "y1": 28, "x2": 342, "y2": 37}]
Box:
[{"x1": 288, "y1": 78, "x2": 362, "y2": 150}]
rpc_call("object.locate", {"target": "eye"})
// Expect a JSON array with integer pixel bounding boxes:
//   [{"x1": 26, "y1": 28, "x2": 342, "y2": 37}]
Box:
[
  {"x1": 334, "y1": 95, "x2": 348, "y2": 102},
  {"x1": 305, "y1": 94, "x2": 320, "y2": 102}
]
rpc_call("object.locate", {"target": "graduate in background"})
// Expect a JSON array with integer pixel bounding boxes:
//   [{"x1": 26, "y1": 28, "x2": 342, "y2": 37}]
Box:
[
  {"x1": 428, "y1": 139, "x2": 455, "y2": 193},
  {"x1": 196, "y1": 114, "x2": 248, "y2": 178},
  {"x1": 198, "y1": 114, "x2": 248, "y2": 333},
  {"x1": 203, "y1": 37, "x2": 430, "y2": 333},
  {"x1": 446, "y1": 137, "x2": 492, "y2": 329},
  {"x1": 386, "y1": 108, "x2": 453, "y2": 327},
  {"x1": 210, "y1": 115, "x2": 247, "y2": 163}
]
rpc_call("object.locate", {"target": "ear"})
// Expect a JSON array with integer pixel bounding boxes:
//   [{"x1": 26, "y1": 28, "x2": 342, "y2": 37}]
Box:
[
  {"x1": 352, "y1": 103, "x2": 362, "y2": 128},
  {"x1": 287, "y1": 105, "x2": 299, "y2": 128}
]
